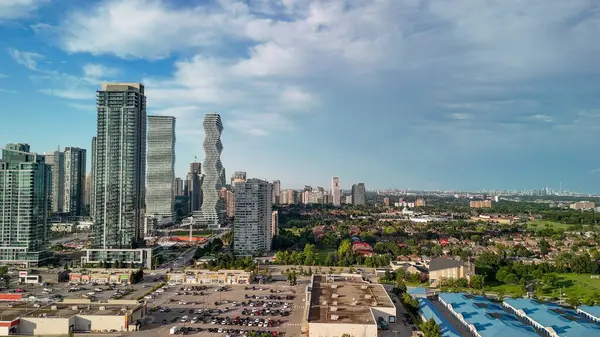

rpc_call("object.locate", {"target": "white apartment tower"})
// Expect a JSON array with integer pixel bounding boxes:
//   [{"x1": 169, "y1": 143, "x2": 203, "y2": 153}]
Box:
[
  {"x1": 146, "y1": 115, "x2": 176, "y2": 222},
  {"x1": 331, "y1": 176, "x2": 341, "y2": 206},
  {"x1": 272, "y1": 180, "x2": 281, "y2": 204},
  {"x1": 233, "y1": 179, "x2": 272, "y2": 255}
]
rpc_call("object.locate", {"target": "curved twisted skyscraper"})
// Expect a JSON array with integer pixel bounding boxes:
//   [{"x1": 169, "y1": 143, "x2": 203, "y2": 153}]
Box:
[{"x1": 200, "y1": 113, "x2": 226, "y2": 225}]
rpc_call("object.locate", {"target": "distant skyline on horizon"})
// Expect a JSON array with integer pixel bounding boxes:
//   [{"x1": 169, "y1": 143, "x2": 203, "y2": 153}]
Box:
[{"x1": 1, "y1": 0, "x2": 599, "y2": 194}]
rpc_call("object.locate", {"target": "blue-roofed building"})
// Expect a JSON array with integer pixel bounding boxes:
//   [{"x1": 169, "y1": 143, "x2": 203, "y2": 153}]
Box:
[
  {"x1": 503, "y1": 298, "x2": 600, "y2": 337},
  {"x1": 438, "y1": 293, "x2": 538, "y2": 337},
  {"x1": 407, "y1": 287, "x2": 427, "y2": 297},
  {"x1": 577, "y1": 305, "x2": 600, "y2": 324},
  {"x1": 417, "y1": 298, "x2": 461, "y2": 337}
]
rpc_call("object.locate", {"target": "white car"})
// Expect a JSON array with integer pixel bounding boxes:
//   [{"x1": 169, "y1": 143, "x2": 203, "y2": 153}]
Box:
[
  {"x1": 190, "y1": 317, "x2": 198, "y2": 324},
  {"x1": 180, "y1": 316, "x2": 188, "y2": 323}
]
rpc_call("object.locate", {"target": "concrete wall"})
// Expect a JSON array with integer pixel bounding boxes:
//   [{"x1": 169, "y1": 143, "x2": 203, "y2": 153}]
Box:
[
  {"x1": 76, "y1": 315, "x2": 127, "y2": 332},
  {"x1": 19, "y1": 317, "x2": 73, "y2": 335},
  {"x1": 372, "y1": 307, "x2": 396, "y2": 322},
  {"x1": 309, "y1": 322, "x2": 377, "y2": 337},
  {"x1": 0, "y1": 326, "x2": 9, "y2": 336}
]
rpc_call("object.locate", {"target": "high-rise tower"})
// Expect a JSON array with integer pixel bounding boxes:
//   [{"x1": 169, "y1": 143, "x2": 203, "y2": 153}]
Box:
[
  {"x1": 92, "y1": 82, "x2": 146, "y2": 249},
  {"x1": 0, "y1": 144, "x2": 51, "y2": 267},
  {"x1": 272, "y1": 180, "x2": 281, "y2": 204},
  {"x1": 185, "y1": 162, "x2": 202, "y2": 212},
  {"x1": 199, "y1": 113, "x2": 226, "y2": 226},
  {"x1": 90, "y1": 137, "x2": 97, "y2": 219},
  {"x1": 63, "y1": 147, "x2": 86, "y2": 215},
  {"x1": 44, "y1": 149, "x2": 64, "y2": 213},
  {"x1": 146, "y1": 115, "x2": 176, "y2": 221},
  {"x1": 332, "y1": 176, "x2": 341, "y2": 206},
  {"x1": 234, "y1": 178, "x2": 272, "y2": 255},
  {"x1": 351, "y1": 182, "x2": 366, "y2": 205}
]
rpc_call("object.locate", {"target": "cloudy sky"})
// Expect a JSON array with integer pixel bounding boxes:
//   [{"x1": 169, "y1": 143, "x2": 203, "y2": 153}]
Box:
[{"x1": 1, "y1": 0, "x2": 600, "y2": 192}]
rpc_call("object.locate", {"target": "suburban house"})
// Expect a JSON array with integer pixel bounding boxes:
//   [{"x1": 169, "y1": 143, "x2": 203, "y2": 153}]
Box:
[{"x1": 428, "y1": 257, "x2": 475, "y2": 286}]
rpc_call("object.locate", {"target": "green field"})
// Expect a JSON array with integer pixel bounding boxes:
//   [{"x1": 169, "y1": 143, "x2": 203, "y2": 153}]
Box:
[
  {"x1": 487, "y1": 273, "x2": 600, "y2": 298},
  {"x1": 315, "y1": 248, "x2": 336, "y2": 263},
  {"x1": 526, "y1": 220, "x2": 585, "y2": 231}
]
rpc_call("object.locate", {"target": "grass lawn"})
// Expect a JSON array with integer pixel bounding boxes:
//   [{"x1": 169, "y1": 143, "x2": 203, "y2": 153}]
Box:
[
  {"x1": 315, "y1": 248, "x2": 336, "y2": 263},
  {"x1": 487, "y1": 273, "x2": 600, "y2": 298},
  {"x1": 526, "y1": 220, "x2": 586, "y2": 231}
]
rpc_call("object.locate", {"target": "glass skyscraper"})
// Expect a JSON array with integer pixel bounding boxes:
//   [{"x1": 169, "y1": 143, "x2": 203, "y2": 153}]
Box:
[
  {"x1": 93, "y1": 83, "x2": 146, "y2": 249},
  {"x1": 199, "y1": 113, "x2": 226, "y2": 226},
  {"x1": 0, "y1": 143, "x2": 51, "y2": 267},
  {"x1": 146, "y1": 115, "x2": 175, "y2": 220},
  {"x1": 63, "y1": 147, "x2": 86, "y2": 215}
]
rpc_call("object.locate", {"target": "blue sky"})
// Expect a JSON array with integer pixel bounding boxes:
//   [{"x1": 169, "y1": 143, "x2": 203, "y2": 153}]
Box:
[{"x1": 1, "y1": 0, "x2": 600, "y2": 193}]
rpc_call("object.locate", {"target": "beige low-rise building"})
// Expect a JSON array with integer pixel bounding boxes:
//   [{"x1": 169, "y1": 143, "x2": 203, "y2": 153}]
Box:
[
  {"x1": 0, "y1": 300, "x2": 145, "y2": 336},
  {"x1": 428, "y1": 257, "x2": 475, "y2": 286},
  {"x1": 307, "y1": 274, "x2": 396, "y2": 337},
  {"x1": 168, "y1": 269, "x2": 253, "y2": 285}
]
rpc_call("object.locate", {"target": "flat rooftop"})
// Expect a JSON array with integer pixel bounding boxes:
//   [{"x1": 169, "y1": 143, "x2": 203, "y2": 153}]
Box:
[
  {"x1": 308, "y1": 275, "x2": 393, "y2": 325},
  {"x1": 0, "y1": 302, "x2": 138, "y2": 321}
]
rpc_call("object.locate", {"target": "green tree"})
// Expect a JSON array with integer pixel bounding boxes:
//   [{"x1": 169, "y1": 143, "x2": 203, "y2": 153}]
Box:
[
  {"x1": 470, "y1": 275, "x2": 486, "y2": 289},
  {"x1": 419, "y1": 318, "x2": 442, "y2": 337},
  {"x1": 539, "y1": 239, "x2": 550, "y2": 255}
]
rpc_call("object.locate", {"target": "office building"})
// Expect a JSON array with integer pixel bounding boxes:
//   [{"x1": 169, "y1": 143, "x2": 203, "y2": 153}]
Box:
[
  {"x1": 233, "y1": 179, "x2": 272, "y2": 255},
  {"x1": 271, "y1": 210, "x2": 278, "y2": 238},
  {"x1": 570, "y1": 201, "x2": 595, "y2": 210},
  {"x1": 146, "y1": 115, "x2": 176, "y2": 221},
  {"x1": 272, "y1": 180, "x2": 281, "y2": 204},
  {"x1": 231, "y1": 171, "x2": 246, "y2": 184},
  {"x1": 185, "y1": 162, "x2": 202, "y2": 213},
  {"x1": 351, "y1": 183, "x2": 366, "y2": 205},
  {"x1": 90, "y1": 136, "x2": 97, "y2": 219},
  {"x1": 331, "y1": 176, "x2": 341, "y2": 206},
  {"x1": 174, "y1": 177, "x2": 184, "y2": 196},
  {"x1": 470, "y1": 200, "x2": 492, "y2": 208},
  {"x1": 92, "y1": 82, "x2": 146, "y2": 250},
  {"x1": 383, "y1": 197, "x2": 390, "y2": 206},
  {"x1": 415, "y1": 198, "x2": 426, "y2": 207},
  {"x1": 44, "y1": 149, "x2": 64, "y2": 213},
  {"x1": 226, "y1": 189, "x2": 235, "y2": 217},
  {"x1": 198, "y1": 113, "x2": 226, "y2": 226},
  {"x1": 0, "y1": 144, "x2": 51, "y2": 267},
  {"x1": 63, "y1": 147, "x2": 86, "y2": 215}
]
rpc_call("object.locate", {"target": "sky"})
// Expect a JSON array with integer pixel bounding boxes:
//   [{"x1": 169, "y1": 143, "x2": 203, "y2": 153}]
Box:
[{"x1": 1, "y1": 0, "x2": 600, "y2": 193}]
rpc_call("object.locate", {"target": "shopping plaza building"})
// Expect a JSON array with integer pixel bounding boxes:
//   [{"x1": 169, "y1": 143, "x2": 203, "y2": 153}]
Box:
[{"x1": 168, "y1": 269, "x2": 253, "y2": 285}]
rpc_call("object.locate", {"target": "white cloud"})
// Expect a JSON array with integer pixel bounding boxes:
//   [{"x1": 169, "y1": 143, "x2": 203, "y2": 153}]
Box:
[
  {"x1": 67, "y1": 103, "x2": 96, "y2": 111},
  {"x1": 8, "y1": 49, "x2": 44, "y2": 70},
  {"x1": 0, "y1": 74, "x2": 8, "y2": 78},
  {"x1": 40, "y1": 89, "x2": 93, "y2": 100},
  {"x1": 0, "y1": 0, "x2": 47, "y2": 20},
  {"x1": 82, "y1": 64, "x2": 120, "y2": 78},
  {"x1": 30, "y1": 0, "x2": 600, "y2": 142},
  {"x1": 529, "y1": 114, "x2": 553, "y2": 123},
  {"x1": 0, "y1": 88, "x2": 17, "y2": 93},
  {"x1": 591, "y1": 168, "x2": 600, "y2": 174}
]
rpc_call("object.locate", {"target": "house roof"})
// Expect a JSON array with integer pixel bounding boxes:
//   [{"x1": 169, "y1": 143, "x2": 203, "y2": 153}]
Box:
[{"x1": 429, "y1": 257, "x2": 467, "y2": 271}]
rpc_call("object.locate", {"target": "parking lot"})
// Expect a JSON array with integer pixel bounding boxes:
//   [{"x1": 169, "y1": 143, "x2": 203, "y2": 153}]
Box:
[
  {"x1": 5, "y1": 273, "x2": 164, "y2": 303},
  {"x1": 136, "y1": 281, "x2": 306, "y2": 337}
]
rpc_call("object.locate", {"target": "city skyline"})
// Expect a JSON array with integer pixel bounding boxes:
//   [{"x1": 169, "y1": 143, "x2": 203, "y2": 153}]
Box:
[{"x1": 1, "y1": 1, "x2": 600, "y2": 193}]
